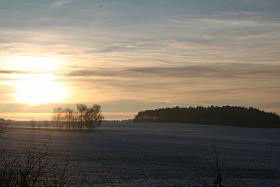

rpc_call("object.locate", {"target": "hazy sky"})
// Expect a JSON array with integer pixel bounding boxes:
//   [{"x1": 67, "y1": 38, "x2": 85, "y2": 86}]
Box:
[{"x1": 0, "y1": 0, "x2": 280, "y2": 120}]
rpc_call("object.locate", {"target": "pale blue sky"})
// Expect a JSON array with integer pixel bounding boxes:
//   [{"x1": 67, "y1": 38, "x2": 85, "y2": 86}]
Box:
[{"x1": 0, "y1": 0, "x2": 280, "y2": 120}]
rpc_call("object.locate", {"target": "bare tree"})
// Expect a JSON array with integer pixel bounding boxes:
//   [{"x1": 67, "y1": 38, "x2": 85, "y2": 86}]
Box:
[
  {"x1": 213, "y1": 145, "x2": 225, "y2": 187},
  {"x1": 52, "y1": 107, "x2": 64, "y2": 129},
  {"x1": 64, "y1": 108, "x2": 76, "y2": 129},
  {"x1": 51, "y1": 104, "x2": 104, "y2": 131},
  {"x1": 83, "y1": 104, "x2": 104, "y2": 130},
  {"x1": 76, "y1": 104, "x2": 88, "y2": 129},
  {"x1": 0, "y1": 142, "x2": 74, "y2": 187}
]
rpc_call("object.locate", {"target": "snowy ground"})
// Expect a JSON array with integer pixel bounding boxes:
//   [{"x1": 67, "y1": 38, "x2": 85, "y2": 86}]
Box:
[{"x1": 1, "y1": 122, "x2": 280, "y2": 186}]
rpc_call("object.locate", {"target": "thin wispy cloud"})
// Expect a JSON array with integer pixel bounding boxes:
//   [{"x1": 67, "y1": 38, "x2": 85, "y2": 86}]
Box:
[
  {"x1": 51, "y1": 0, "x2": 73, "y2": 8},
  {"x1": 67, "y1": 63, "x2": 280, "y2": 79}
]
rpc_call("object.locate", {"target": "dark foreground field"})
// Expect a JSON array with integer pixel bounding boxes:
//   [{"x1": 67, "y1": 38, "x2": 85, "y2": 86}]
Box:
[{"x1": 1, "y1": 123, "x2": 280, "y2": 186}]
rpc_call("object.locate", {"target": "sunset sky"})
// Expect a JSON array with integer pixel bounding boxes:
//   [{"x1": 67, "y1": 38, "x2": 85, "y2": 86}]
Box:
[{"x1": 0, "y1": 0, "x2": 280, "y2": 120}]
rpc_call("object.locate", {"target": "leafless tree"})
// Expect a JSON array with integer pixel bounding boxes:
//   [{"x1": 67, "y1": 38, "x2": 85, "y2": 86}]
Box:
[
  {"x1": 0, "y1": 141, "x2": 74, "y2": 187},
  {"x1": 52, "y1": 107, "x2": 64, "y2": 129},
  {"x1": 51, "y1": 104, "x2": 104, "y2": 131},
  {"x1": 213, "y1": 145, "x2": 225, "y2": 187},
  {"x1": 64, "y1": 108, "x2": 76, "y2": 129},
  {"x1": 83, "y1": 104, "x2": 104, "y2": 130}
]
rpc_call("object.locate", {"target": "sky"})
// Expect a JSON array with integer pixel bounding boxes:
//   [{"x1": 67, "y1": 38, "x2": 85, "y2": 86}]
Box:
[{"x1": 0, "y1": 0, "x2": 280, "y2": 120}]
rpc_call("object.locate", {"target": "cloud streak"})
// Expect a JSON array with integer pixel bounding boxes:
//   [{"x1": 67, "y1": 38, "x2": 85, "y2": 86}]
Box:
[
  {"x1": 68, "y1": 63, "x2": 280, "y2": 79},
  {"x1": 51, "y1": 0, "x2": 73, "y2": 8}
]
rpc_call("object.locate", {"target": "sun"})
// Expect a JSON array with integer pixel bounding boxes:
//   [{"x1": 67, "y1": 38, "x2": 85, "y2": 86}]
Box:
[
  {"x1": 13, "y1": 74, "x2": 67, "y2": 105},
  {"x1": 4, "y1": 56, "x2": 68, "y2": 105}
]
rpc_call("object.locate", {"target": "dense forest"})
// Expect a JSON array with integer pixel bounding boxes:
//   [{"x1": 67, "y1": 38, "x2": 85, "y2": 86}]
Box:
[{"x1": 134, "y1": 106, "x2": 280, "y2": 127}]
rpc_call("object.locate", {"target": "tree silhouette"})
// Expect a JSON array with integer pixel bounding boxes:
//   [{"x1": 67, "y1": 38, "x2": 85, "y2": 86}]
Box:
[
  {"x1": 52, "y1": 104, "x2": 104, "y2": 130},
  {"x1": 0, "y1": 142, "x2": 74, "y2": 186},
  {"x1": 134, "y1": 105, "x2": 280, "y2": 127}
]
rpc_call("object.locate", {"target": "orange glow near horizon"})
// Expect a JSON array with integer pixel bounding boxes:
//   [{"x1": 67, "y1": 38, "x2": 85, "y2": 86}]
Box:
[{"x1": 5, "y1": 56, "x2": 68, "y2": 105}]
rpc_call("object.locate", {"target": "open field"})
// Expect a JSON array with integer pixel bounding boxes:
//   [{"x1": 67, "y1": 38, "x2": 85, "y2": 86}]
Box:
[{"x1": 1, "y1": 122, "x2": 280, "y2": 186}]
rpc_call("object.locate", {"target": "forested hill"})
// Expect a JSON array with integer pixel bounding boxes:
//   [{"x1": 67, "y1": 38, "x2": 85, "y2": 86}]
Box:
[{"x1": 134, "y1": 106, "x2": 280, "y2": 128}]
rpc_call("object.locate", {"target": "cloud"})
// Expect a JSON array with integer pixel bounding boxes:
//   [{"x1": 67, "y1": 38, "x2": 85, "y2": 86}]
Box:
[
  {"x1": 64, "y1": 62, "x2": 280, "y2": 115},
  {"x1": 67, "y1": 63, "x2": 280, "y2": 79},
  {"x1": 51, "y1": 0, "x2": 73, "y2": 8},
  {"x1": 0, "y1": 70, "x2": 18, "y2": 74}
]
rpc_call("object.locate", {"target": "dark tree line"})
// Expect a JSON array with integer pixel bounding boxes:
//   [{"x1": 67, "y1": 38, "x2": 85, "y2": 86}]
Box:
[
  {"x1": 134, "y1": 106, "x2": 280, "y2": 127},
  {"x1": 52, "y1": 104, "x2": 104, "y2": 130}
]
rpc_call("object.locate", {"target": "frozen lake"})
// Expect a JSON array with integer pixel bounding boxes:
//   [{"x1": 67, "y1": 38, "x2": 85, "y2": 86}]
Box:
[{"x1": 1, "y1": 122, "x2": 280, "y2": 186}]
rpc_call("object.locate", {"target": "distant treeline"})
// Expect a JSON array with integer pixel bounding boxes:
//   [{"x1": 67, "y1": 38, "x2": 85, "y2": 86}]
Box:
[{"x1": 134, "y1": 106, "x2": 280, "y2": 127}]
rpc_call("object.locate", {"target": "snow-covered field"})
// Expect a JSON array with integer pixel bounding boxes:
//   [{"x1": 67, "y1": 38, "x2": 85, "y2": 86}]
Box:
[{"x1": 1, "y1": 122, "x2": 280, "y2": 186}]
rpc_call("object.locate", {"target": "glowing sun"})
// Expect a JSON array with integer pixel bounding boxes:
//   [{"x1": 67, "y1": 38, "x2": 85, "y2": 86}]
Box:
[{"x1": 5, "y1": 56, "x2": 68, "y2": 105}]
